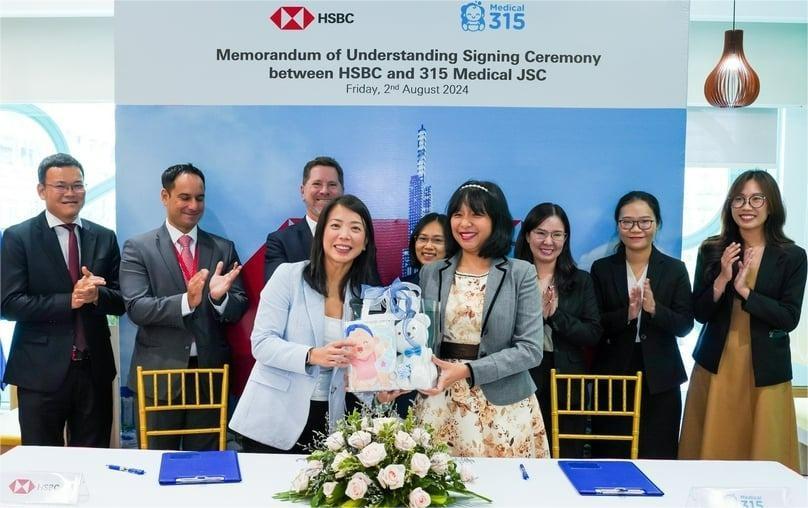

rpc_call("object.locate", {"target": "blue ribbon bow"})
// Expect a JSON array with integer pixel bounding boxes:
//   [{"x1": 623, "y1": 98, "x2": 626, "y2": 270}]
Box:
[{"x1": 361, "y1": 278, "x2": 422, "y2": 350}]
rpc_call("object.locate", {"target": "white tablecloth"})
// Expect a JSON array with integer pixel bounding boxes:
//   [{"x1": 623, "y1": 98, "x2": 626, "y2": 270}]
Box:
[{"x1": 1, "y1": 446, "x2": 806, "y2": 507}]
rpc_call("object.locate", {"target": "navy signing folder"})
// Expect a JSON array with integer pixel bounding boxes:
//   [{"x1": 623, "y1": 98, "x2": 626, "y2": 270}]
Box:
[
  {"x1": 158, "y1": 450, "x2": 242, "y2": 485},
  {"x1": 558, "y1": 461, "x2": 664, "y2": 496}
]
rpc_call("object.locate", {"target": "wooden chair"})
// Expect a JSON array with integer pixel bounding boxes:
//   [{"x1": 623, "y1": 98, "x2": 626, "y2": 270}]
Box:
[
  {"x1": 136, "y1": 364, "x2": 229, "y2": 451},
  {"x1": 550, "y1": 368, "x2": 643, "y2": 459}
]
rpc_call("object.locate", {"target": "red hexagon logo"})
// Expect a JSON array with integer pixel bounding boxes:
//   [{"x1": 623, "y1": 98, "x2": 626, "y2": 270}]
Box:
[
  {"x1": 9, "y1": 478, "x2": 36, "y2": 495},
  {"x1": 269, "y1": 6, "x2": 315, "y2": 30}
]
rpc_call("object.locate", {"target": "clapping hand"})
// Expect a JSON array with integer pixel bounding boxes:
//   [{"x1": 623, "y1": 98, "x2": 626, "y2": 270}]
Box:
[
  {"x1": 628, "y1": 285, "x2": 642, "y2": 321},
  {"x1": 71, "y1": 266, "x2": 106, "y2": 308},
  {"x1": 187, "y1": 269, "x2": 209, "y2": 309},
  {"x1": 733, "y1": 247, "x2": 757, "y2": 300},
  {"x1": 208, "y1": 261, "x2": 242, "y2": 302},
  {"x1": 642, "y1": 279, "x2": 656, "y2": 316},
  {"x1": 542, "y1": 285, "x2": 558, "y2": 319}
]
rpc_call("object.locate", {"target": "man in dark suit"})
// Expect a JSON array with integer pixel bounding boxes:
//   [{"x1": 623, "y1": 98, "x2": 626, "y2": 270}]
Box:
[
  {"x1": 120, "y1": 163, "x2": 247, "y2": 450},
  {"x1": 264, "y1": 156, "x2": 344, "y2": 282},
  {"x1": 2, "y1": 153, "x2": 124, "y2": 446}
]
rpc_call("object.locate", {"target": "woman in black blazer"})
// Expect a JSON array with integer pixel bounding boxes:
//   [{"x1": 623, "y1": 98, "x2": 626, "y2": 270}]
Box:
[
  {"x1": 515, "y1": 202, "x2": 601, "y2": 458},
  {"x1": 590, "y1": 191, "x2": 693, "y2": 459},
  {"x1": 679, "y1": 171, "x2": 806, "y2": 472}
]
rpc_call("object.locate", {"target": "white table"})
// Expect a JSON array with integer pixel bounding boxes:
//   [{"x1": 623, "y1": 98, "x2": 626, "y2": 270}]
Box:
[{"x1": 1, "y1": 446, "x2": 806, "y2": 507}]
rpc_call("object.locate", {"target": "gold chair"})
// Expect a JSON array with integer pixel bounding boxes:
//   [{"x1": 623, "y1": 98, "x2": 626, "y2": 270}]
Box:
[
  {"x1": 550, "y1": 368, "x2": 643, "y2": 459},
  {"x1": 136, "y1": 364, "x2": 229, "y2": 451}
]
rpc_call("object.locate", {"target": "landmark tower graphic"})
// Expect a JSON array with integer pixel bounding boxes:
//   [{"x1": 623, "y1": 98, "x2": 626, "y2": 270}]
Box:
[{"x1": 401, "y1": 125, "x2": 432, "y2": 277}]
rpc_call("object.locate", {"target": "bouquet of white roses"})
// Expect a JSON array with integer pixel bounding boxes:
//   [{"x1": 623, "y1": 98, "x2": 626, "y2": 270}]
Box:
[{"x1": 274, "y1": 409, "x2": 492, "y2": 507}]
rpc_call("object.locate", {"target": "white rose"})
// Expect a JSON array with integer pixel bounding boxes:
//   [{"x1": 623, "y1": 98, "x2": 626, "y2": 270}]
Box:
[
  {"x1": 430, "y1": 452, "x2": 450, "y2": 474},
  {"x1": 371, "y1": 417, "x2": 398, "y2": 434},
  {"x1": 377, "y1": 464, "x2": 406, "y2": 490},
  {"x1": 348, "y1": 430, "x2": 373, "y2": 450},
  {"x1": 351, "y1": 472, "x2": 372, "y2": 486},
  {"x1": 325, "y1": 431, "x2": 345, "y2": 451},
  {"x1": 409, "y1": 487, "x2": 432, "y2": 508},
  {"x1": 305, "y1": 459, "x2": 323, "y2": 477},
  {"x1": 345, "y1": 476, "x2": 368, "y2": 500},
  {"x1": 357, "y1": 442, "x2": 387, "y2": 467},
  {"x1": 291, "y1": 469, "x2": 309, "y2": 493},
  {"x1": 411, "y1": 428, "x2": 431, "y2": 448},
  {"x1": 331, "y1": 450, "x2": 352, "y2": 473},
  {"x1": 395, "y1": 431, "x2": 417, "y2": 452},
  {"x1": 322, "y1": 481, "x2": 337, "y2": 498},
  {"x1": 410, "y1": 453, "x2": 431, "y2": 478},
  {"x1": 459, "y1": 464, "x2": 476, "y2": 483}
]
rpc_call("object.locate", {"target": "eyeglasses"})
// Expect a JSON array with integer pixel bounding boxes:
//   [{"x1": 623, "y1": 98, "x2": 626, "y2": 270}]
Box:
[
  {"x1": 618, "y1": 218, "x2": 655, "y2": 231},
  {"x1": 730, "y1": 194, "x2": 766, "y2": 209},
  {"x1": 415, "y1": 235, "x2": 445, "y2": 246},
  {"x1": 45, "y1": 183, "x2": 86, "y2": 193},
  {"x1": 530, "y1": 229, "x2": 567, "y2": 242}
]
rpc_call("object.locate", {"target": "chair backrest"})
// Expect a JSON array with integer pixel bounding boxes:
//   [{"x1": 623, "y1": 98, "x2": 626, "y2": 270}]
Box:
[
  {"x1": 550, "y1": 368, "x2": 643, "y2": 459},
  {"x1": 136, "y1": 364, "x2": 229, "y2": 451}
]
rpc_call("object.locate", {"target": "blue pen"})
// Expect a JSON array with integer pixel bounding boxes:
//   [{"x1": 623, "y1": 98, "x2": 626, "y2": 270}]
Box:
[
  {"x1": 519, "y1": 463, "x2": 529, "y2": 480},
  {"x1": 107, "y1": 464, "x2": 145, "y2": 475}
]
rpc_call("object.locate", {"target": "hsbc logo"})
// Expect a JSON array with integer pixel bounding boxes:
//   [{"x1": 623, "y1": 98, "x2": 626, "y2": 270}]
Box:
[
  {"x1": 269, "y1": 6, "x2": 354, "y2": 30},
  {"x1": 9, "y1": 478, "x2": 36, "y2": 495}
]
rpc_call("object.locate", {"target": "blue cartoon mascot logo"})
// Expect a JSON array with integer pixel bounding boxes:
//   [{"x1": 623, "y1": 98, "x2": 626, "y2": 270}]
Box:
[{"x1": 461, "y1": 2, "x2": 485, "y2": 32}]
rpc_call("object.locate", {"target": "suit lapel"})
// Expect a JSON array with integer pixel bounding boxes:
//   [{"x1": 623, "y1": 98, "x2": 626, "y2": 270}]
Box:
[
  {"x1": 481, "y1": 257, "x2": 508, "y2": 335},
  {"x1": 35, "y1": 213, "x2": 72, "y2": 287},
  {"x1": 437, "y1": 256, "x2": 456, "y2": 330},
  {"x1": 753, "y1": 244, "x2": 778, "y2": 293},
  {"x1": 196, "y1": 230, "x2": 215, "y2": 273},
  {"x1": 155, "y1": 225, "x2": 187, "y2": 291},
  {"x1": 645, "y1": 245, "x2": 663, "y2": 295},
  {"x1": 79, "y1": 221, "x2": 97, "y2": 272},
  {"x1": 611, "y1": 249, "x2": 629, "y2": 300},
  {"x1": 302, "y1": 274, "x2": 325, "y2": 347},
  {"x1": 298, "y1": 221, "x2": 313, "y2": 259}
]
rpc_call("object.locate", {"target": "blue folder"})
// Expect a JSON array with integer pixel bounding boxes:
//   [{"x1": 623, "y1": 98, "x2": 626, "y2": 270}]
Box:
[
  {"x1": 558, "y1": 460, "x2": 663, "y2": 496},
  {"x1": 158, "y1": 450, "x2": 242, "y2": 485}
]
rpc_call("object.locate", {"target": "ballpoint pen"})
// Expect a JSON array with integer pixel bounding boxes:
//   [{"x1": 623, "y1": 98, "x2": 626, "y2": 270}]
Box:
[
  {"x1": 519, "y1": 463, "x2": 529, "y2": 480},
  {"x1": 107, "y1": 464, "x2": 146, "y2": 475}
]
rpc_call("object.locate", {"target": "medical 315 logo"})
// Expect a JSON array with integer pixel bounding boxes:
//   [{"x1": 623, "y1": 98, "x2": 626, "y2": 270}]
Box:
[
  {"x1": 460, "y1": 1, "x2": 525, "y2": 31},
  {"x1": 269, "y1": 6, "x2": 354, "y2": 30}
]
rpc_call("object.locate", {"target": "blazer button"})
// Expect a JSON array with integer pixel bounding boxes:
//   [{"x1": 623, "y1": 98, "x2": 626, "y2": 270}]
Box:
[
  {"x1": 640, "y1": 334, "x2": 647, "y2": 341},
  {"x1": 479, "y1": 352, "x2": 487, "y2": 358},
  {"x1": 185, "y1": 346, "x2": 191, "y2": 350}
]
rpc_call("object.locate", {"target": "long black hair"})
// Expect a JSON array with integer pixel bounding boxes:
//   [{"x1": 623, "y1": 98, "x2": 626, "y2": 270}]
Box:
[
  {"x1": 303, "y1": 195, "x2": 380, "y2": 298},
  {"x1": 515, "y1": 202, "x2": 577, "y2": 294},
  {"x1": 700, "y1": 170, "x2": 793, "y2": 283}
]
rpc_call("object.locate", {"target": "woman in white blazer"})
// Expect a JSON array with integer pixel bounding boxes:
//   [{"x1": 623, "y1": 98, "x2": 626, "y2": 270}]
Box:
[{"x1": 230, "y1": 195, "x2": 379, "y2": 452}]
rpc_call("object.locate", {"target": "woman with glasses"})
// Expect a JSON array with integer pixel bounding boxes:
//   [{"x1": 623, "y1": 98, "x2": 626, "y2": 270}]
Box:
[
  {"x1": 679, "y1": 171, "x2": 806, "y2": 472},
  {"x1": 514, "y1": 203, "x2": 602, "y2": 458},
  {"x1": 401, "y1": 213, "x2": 450, "y2": 285},
  {"x1": 590, "y1": 191, "x2": 694, "y2": 459}
]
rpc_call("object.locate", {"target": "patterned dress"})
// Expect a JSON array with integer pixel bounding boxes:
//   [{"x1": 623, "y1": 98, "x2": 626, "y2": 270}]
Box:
[{"x1": 415, "y1": 271, "x2": 550, "y2": 458}]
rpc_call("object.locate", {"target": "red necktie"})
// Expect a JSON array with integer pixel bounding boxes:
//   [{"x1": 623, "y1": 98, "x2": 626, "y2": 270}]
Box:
[
  {"x1": 59, "y1": 223, "x2": 87, "y2": 352},
  {"x1": 178, "y1": 235, "x2": 194, "y2": 284}
]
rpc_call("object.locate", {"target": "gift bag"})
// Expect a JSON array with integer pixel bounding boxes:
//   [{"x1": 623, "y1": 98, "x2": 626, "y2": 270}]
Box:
[{"x1": 345, "y1": 289, "x2": 398, "y2": 392}]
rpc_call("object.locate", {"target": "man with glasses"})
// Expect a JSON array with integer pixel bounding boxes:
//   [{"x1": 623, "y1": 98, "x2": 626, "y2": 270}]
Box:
[
  {"x1": 264, "y1": 156, "x2": 345, "y2": 282},
  {"x1": 1, "y1": 153, "x2": 124, "y2": 447}
]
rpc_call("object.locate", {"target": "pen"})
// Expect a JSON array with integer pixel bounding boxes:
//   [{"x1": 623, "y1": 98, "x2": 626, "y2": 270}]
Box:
[
  {"x1": 519, "y1": 463, "x2": 529, "y2": 480},
  {"x1": 595, "y1": 487, "x2": 645, "y2": 495},
  {"x1": 107, "y1": 464, "x2": 145, "y2": 475}
]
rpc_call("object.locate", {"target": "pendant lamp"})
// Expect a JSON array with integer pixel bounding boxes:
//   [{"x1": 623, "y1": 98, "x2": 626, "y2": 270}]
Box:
[{"x1": 704, "y1": 0, "x2": 760, "y2": 107}]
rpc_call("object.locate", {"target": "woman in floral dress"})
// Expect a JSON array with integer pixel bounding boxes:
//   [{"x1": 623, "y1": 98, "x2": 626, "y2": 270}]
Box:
[{"x1": 413, "y1": 180, "x2": 549, "y2": 458}]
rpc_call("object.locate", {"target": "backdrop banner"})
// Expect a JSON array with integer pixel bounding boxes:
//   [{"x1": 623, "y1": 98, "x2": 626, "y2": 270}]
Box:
[{"x1": 116, "y1": 0, "x2": 690, "y2": 394}]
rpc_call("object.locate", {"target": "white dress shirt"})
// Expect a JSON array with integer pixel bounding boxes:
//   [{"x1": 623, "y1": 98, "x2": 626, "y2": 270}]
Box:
[
  {"x1": 45, "y1": 209, "x2": 83, "y2": 266},
  {"x1": 626, "y1": 261, "x2": 648, "y2": 343}
]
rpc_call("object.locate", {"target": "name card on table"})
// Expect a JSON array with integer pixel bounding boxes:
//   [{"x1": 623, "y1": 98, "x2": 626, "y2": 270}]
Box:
[
  {"x1": 687, "y1": 487, "x2": 792, "y2": 508},
  {"x1": 1, "y1": 471, "x2": 82, "y2": 505}
]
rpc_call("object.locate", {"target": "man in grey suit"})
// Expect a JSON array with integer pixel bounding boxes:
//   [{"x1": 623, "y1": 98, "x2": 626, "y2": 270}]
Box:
[{"x1": 120, "y1": 163, "x2": 247, "y2": 450}]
